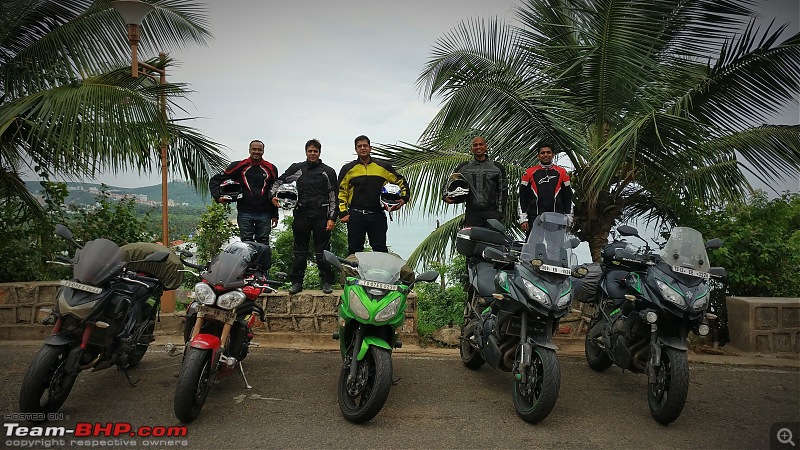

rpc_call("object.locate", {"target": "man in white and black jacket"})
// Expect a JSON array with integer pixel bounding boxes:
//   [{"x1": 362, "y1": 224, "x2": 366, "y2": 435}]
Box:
[
  {"x1": 518, "y1": 143, "x2": 573, "y2": 235},
  {"x1": 271, "y1": 139, "x2": 338, "y2": 295}
]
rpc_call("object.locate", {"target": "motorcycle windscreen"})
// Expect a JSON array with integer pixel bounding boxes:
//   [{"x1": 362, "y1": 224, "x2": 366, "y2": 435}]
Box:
[
  {"x1": 660, "y1": 227, "x2": 710, "y2": 272},
  {"x1": 520, "y1": 212, "x2": 572, "y2": 268},
  {"x1": 73, "y1": 239, "x2": 124, "y2": 286},
  {"x1": 353, "y1": 252, "x2": 405, "y2": 284},
  {"x1": 203, "y1": 251, "x2": 248, "y2": 288}
]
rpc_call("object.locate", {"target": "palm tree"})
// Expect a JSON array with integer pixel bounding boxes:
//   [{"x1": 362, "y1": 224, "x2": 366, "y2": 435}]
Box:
[
  {"x1": 0, "y1": 0, "x2": 227, "y2": 214},
  {"x1": 374, "y1": 0, "x2": 800, "y2": 265}
]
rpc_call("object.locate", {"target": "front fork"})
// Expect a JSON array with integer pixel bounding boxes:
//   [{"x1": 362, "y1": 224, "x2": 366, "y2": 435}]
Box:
[
  {"x1": 515, "y1": 312, "x2": 532, "y2": 384},
  {"x1": 347, "y1": 326, "x2": 365, "y2": 383},
  {"x1": 647, "y1": 322, "x2": 661, "y2": 383}
]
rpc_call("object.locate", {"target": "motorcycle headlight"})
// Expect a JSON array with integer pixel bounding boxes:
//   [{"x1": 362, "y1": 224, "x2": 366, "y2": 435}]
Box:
[
  {"x1": 692, "y1": 295, "x2": 708, "y2": 311},
  {"x1": 520, "y1": 278, "x2": 551, "y2": 307},
  {"x1": 348, "y1": 290, "x2": 370, "y2": 320},
  {"x1": 217, "y1": 290, "x2": 246, "y2": 310},
  {"x1": 655, "y1": 279, "x2": 685, "y2": 307},
  {"x1": 194, "y1": 283, "x2": 216, "y2": 305},
  {"x1": 375, "y1": 297, "x2": 402, "y2": 322},
  {"x1": 556, "y1": 291, "x2": 571, "y2": 308}
]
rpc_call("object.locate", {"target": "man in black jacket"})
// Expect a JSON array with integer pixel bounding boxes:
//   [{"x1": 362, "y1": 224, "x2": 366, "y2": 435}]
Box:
[
  {"x1": 209, "y1": 139, "x2": 279, "y2": 245},
  {"x1": 443, "y1": 136, "x2": 508, "y2": 227},
  {"x1": 271, "y1": 139, "x2": 338, "y2": 294}
]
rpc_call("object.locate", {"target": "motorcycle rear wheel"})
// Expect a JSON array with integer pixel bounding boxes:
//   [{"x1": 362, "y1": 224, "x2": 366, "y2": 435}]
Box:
[
  {"x1": 19, "y1": 345, "x2": 76, "y2": 421},
  {"x1": 512, "y1": 347, "x2": 560, "y2": 424},
  {"x1": 585, "y1": 319, "x2": 612, "y2": 372},
  {"x1": 648, "y1": 347, "x2": 689, "y2": 425},
  {"x1": 460, "y1": 320, "x2": 485, "y2": 370},
  {"x1": 174, "y1": 347, "x2": 213, "y2": 423},
  {"x1": 338, "y1": 346, "x2": 392, "y2": 424}
]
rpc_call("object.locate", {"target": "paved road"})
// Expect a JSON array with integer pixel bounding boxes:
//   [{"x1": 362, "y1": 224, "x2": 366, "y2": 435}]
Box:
[{"x1": 1, "y1": 342, "x2": 798, "y2": 450}]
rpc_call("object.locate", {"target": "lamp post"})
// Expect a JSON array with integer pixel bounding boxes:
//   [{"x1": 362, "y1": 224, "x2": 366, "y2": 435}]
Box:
[{"x1": 112, "y1": 0, "x2": 175, "y2": 312}]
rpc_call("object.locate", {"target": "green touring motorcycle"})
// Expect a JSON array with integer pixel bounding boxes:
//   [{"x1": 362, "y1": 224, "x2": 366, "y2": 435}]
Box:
[{"x1": 323, "y1": 251, "x2": 439, "y2": 423}]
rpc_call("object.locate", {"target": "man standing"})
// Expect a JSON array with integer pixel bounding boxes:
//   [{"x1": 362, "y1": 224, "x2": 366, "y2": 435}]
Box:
[
  {"x1": 271, "y1": 139, "x2": 338, "y2": 295},
  {"x1": 443, "y1": 136, "x2": 508, "y2": 227},
  {"x1": 338, "y1": 135, "x2": 409, "y2": 256},
  {"x1": 518, "y1": 143, "x2": 572, "y2": 233},
  {"x1": 209, "y1": 139, "x2": 279, "y2": 244}
]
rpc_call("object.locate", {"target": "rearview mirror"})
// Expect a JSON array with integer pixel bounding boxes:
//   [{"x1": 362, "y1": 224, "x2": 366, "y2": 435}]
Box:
[
  {"x1": 54, "y1": 224, "x2": 73, "y2": 241},
  {"x1": 617, "y1": 225, "x2": 638, "y2": 237},
  {"x1": 705, "y1": 238, "x2": 723, "y2": 250},
  {"x1": 415, "y1": 270, "x2": 439, "y2": 283},
  {"x1": 482, "y1": 246, "x2": 510, "y2": 263},
  {"x1": 569, "y1": 237, "x2": 581, "y2": 249},
  {"x1": 323, "y1": 250, "x2": 342, "y2": 270},
  {"x1": 708, "y1": 267, "x2": 727, "y2": 279}
]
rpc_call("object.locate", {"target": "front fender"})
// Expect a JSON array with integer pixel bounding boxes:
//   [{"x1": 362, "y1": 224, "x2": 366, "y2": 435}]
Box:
[
  {"x1": 658, "y1": 335, "x2": 687, "y2": 351},
  {"x1": 528, "y1": 334, "x2": 559, "y2": 351},
  {"x1": 44, "y1": 333, "x2": 78, "y2": 346},
  {"x1": 189, "y1": 334, "x2": 221, "y2": 351},
  {"x1": 357, "y1": 336, "x2": 392, "y2": 361}
]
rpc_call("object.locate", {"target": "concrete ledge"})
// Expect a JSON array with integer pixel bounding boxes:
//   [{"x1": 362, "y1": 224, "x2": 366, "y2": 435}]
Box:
[{"x1": 727, "y1": 296, "x2": 800, "y2": 354}]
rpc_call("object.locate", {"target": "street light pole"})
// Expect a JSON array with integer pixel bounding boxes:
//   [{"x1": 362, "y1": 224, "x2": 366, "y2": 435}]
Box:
[{"x1": 112, "y1": 0, "x2": 175, "y2": 312}]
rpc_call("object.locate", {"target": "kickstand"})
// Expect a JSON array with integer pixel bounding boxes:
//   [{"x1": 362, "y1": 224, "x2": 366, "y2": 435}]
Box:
[
  {"x1": 392, "y1": 376, "x2": 402, "y2": 385},
  {"x1": 121, "y1": 368, "x2": 140, "y2": 387},
  {"x1": 237, "y1": 361, "x2": 253, "y2": 389}
]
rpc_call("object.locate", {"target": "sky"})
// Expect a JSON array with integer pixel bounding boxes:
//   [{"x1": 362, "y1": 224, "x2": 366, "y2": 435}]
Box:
[{"x1": 87, "y1": 0, "x2": 799, "y2": 192}]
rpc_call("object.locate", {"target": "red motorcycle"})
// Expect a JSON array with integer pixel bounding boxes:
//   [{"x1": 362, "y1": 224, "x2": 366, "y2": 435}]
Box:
[{"x1": 174, "y1": 242, "x2": 284, "y2": 423}]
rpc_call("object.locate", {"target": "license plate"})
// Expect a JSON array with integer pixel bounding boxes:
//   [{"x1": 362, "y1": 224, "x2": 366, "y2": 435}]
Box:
[
  {"x1": 197, "y1": 305, "x2": 236, "y2": 323},
  {"x1": 357, "y1": 280, "x2": 400, "y2": 291},
  {"x1": 539, "y1": 264, "x2": 571, "y2": 276},
  {"x1": 671, "y1": 265, "x2": 710, "y2": 280},
  {"x1": 60, "y1": 280, "x2": 102, "y2": 294}
]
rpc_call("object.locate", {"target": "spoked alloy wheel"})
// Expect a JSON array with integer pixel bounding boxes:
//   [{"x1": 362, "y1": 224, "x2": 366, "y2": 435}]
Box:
[
  {"x1": 512, "y1": 347, "x2": 560, "y2": 424},
  {"x1": 174, "y1": 347, "x2": 213, "y2": 423},
  {"x1": 648, "y1": 347, "x2": 689, "y2": 425},
  {"x1": 19, "y1": 345, "x2": 76, "y2": 421},
  {"x1": 338, "y1": 346, "x2": 392, "y2": 423}
]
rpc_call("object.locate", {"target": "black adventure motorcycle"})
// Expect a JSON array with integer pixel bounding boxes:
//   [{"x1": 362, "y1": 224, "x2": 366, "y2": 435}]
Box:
[
  {"x1": 457, "y1": 213, "x2": 586, "y2": 423},
  {"x1": 19, "y1": 225, "x2": 182, "y2": 421},
  {"x1": 579, "y1": 225, "x2": 725, "y2": 424}
]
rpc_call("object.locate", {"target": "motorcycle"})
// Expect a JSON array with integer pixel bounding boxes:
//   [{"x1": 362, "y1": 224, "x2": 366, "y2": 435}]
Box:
[
  {"x1": 581, "y1": 224, "x2": 725, "y2": 424},
  {"x1": 174, "y1": 241, "x2": 285, "y2": 423},
  {"x1": 457, "y1": 213, "x2": 585, "y2": 423},
  {"x1": 323, "y1": 250, "x2": 439, "y2": 423},
  {"x1": 19, "y1": 225, "x2": 182, "y2": 421}
]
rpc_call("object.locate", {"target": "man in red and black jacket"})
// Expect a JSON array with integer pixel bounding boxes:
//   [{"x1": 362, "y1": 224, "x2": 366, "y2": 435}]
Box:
[
  {"x1": 209, "y1": 139, "x2": 279, "y2": 246},
  {"x1": 518, "y1": 143, "x2": 572, "y2": 234}
]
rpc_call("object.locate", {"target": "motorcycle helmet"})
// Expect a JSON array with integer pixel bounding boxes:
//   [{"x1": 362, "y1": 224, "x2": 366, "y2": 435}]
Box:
[
  {"x1": 219, "y1": 179, "x2": 242, "y2": 201},
  {"x1": 445, "y1": 173, "x2": 469, "y2": 204},
  {"x1": 275, "y1": 183, "x2": 299, "y2": 210},
  {"x1": 380, "y1": 183, "x2": 403, "y2": 210}
]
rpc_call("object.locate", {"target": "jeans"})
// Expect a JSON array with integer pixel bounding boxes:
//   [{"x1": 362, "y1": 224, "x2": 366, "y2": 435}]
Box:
[
  {"x1": 238, "y1": 210, "x2": 272, "y2": 244},
  {"x1": 347, "y1": 210, "x2": 388, "y2": 255},
  {"x1": 291, "y1": 215, "x2": 334, "y2": 284}
]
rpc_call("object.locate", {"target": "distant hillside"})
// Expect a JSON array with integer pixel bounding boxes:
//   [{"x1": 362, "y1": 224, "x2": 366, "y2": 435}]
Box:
[{"x1": 24, "y1": 180, "x2": 212, "y2": 208}]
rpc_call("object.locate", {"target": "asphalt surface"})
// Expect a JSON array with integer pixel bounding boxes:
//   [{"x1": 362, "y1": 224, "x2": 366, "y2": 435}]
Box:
[{"x1": 1, "y1": 340, "x2": 798, "y2": 450}]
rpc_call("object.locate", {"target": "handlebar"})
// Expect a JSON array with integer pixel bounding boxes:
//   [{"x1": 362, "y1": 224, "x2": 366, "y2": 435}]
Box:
[{"x1": 180, "y1": 257, "x2": 205, "y2": 271}]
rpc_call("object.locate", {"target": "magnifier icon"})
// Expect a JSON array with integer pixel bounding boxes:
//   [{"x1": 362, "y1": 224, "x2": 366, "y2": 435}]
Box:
[{"x1": 778, "y1": 428, "x2": 796, "y2": 447}]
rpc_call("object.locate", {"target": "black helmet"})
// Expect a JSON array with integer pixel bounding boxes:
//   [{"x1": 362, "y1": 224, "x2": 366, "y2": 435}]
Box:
[
  {"x1": 219, "y1": 179, "x2": 242, "y2": 201},
  {"x1": 380, "y1": 183, "x2": 403, "y2": 210},
  {"x1": 275, "y1": 183, "x2": 299, "y2": 210},
  {"x1": 445, "y1": 173, "x2": 469, "y2": 204}
]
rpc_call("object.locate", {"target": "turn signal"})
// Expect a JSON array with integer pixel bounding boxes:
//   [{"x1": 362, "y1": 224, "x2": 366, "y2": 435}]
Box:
[{"x1": 698, "y1": 324, "x2": 710, "y2": 336}]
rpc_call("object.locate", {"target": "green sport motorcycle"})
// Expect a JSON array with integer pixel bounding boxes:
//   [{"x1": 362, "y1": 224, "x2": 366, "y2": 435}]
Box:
[{"x1": 324, "y1": 251, "x2": 439, "y2": 423}]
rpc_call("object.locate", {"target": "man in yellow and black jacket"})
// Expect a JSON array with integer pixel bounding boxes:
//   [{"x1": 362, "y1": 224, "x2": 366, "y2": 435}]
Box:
[{"x1": 337, "y1": 135, "x2": 409, "y2": 256}]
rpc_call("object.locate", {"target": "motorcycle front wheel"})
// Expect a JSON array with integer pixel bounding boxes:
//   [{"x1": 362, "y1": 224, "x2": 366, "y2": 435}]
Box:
[
  {"x1": 512, "y1": 347, "x2": 560, "y2": 424},
  {"x1": 174, "y1": 347, "x2": 213, "y2": 423},
  {"x1": 19, "y1": 345, "x2": 77, "y2": 421},
  {"x1": 338, "y1": 346, "x2": 392, "y2": 424},
  {"x1": 648, "y1": 347, "x2": 689, "y2": 425}
]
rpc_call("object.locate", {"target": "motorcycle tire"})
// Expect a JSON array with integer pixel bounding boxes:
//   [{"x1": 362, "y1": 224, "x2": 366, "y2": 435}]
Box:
[
  {"x1": 19, "y1": 345, "x2": 76, "y2": 421},
  {"x1": 127, "y1": 319, "x2": 156, "y2": 368},
  {"x1": 512, "y1": 347, "x2": 560, "y2": 424},
  {"x1": 174, "y1": 347, "x2": 213, "y2": 423},
  {"x1": 338, "y1": 346, "x2": 392, "y2": 424},
  {"x1": 647, "y1": 347, "x2": 689, "y2": 425},
  {"x1": 584, "y1": 320, "x2": 612, "y2": 372},
  {"x1": 460, "y1": 320, "x2": 485, "y2": 370}
]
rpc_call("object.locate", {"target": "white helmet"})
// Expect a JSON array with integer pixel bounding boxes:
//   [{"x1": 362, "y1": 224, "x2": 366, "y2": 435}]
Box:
[
  {"x1": 275, "y1": 183, "x2": 298, "y2": 210},
  {"x1": 445, "y1": 173, "x2": 469, "y2": 204},
  {"x1": 380, "y1": 183, "x2": 403, "y2": 210}
]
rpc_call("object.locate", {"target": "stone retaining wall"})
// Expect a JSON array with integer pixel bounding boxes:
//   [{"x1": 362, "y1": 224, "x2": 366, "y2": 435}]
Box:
[
  {"x1": 726, "y1": 296, "x2": 800, "y2": 354},
  {"x1": 0, "y1": 281, "x2": 416, "y2": 337}
]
